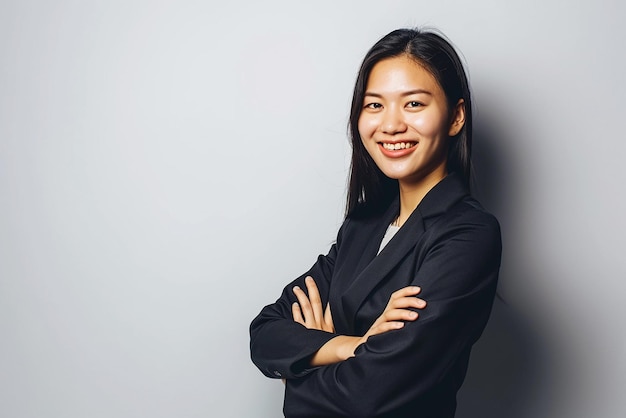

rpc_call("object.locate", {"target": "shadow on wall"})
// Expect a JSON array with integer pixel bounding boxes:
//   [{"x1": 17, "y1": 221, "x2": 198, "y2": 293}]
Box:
[
  {"x1": 455, "y1": 118, "x2": 549, "y2": 417},
  {"x1": 456, "y1": 298, "x2": 546, "y2": 417}
]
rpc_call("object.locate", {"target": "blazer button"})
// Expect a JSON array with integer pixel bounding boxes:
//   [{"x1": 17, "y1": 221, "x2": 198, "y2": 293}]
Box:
[{"x1": 273, "y1": 370, "x2": 282, "y2": 377}]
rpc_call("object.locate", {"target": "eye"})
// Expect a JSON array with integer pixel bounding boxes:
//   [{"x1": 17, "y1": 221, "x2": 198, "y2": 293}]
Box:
[
  {"x1": 406, "y1": 101, "x2": 423, "y2": 108},
  {"x1": 364, "y1": 102, "x2": 383, "y2": 110}
]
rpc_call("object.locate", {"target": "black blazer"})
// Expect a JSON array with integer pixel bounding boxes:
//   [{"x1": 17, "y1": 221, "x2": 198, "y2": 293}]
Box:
[{"x1": 250, "y1": 174, "x2": 502, "y2": 418}]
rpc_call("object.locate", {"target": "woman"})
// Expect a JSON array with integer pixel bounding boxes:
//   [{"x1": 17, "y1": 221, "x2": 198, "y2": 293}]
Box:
[{"x1": 250, "y1": 27, "x2": 502, "y2": 417}]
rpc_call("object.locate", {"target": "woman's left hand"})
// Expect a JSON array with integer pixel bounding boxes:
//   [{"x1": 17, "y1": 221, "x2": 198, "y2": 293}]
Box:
[{"x1": 292, "y1": 276, "x2": 334, "y2": 333}]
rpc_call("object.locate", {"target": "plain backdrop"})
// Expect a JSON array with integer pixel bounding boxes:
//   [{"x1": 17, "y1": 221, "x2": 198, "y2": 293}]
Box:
[{"x1": 1, "y1": 1, "x2": 625, "y2": 417}]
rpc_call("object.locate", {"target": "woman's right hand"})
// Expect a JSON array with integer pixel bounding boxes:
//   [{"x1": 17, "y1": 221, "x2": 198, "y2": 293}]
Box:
[
  {"x1": 304, "y1": 284, "x2": 427, "y2": 367},
  {"x1": 357, "y1": 286, "x2": 426, "y2": 346}
]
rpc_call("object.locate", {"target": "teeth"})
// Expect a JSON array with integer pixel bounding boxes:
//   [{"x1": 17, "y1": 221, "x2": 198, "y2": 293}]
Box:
[{"x1": 382, "y1": 142, "x2": 416, "y2": 150}]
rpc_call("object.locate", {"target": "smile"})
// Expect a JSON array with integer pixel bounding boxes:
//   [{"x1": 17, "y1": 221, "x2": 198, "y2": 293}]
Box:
[
  {"x1": 377, "y1": 141, "x2": 418, "y2": 158},
  {"x1": 381, "y1": 142, "x2": 417, "y2": 150}
]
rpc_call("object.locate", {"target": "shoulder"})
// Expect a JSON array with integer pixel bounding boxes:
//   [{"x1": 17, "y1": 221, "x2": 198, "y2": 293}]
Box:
[
  {"x1": 425, "y1": 195, "x2": 501, "y2": 251},
  {"x1": 441, "y1": 195, "x2": 498, "y2": 228},
  {"x1": 416, "y1": 197, "x2": 502, "y2": 294}
]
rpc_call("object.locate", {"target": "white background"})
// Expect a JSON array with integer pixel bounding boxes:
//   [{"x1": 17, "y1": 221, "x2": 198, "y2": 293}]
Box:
[{"x1": 1, "y1": 1, "x2": 625, "y2": 417}]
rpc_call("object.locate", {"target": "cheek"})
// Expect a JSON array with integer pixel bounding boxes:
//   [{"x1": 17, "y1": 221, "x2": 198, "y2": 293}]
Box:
[
  {"x1": 410, "y1": 115, "x2": 436, "y2": 134},
  {"x1": 410, "y1": 110, "x2": 449, "y2": 137}
]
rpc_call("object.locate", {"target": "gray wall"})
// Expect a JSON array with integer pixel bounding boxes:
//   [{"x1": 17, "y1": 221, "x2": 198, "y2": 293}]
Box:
[{"x1": 1, "y1": 1, "x2": 624, "y2": 417}]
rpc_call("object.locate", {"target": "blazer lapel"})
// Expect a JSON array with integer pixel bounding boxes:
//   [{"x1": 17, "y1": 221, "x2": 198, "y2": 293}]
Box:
[
  {"x1": 340, "y1": 174, "x2": 469, "y2": 331},
  {"x1": 340, "y1": 204, "x2": 425, "y2": 331}
]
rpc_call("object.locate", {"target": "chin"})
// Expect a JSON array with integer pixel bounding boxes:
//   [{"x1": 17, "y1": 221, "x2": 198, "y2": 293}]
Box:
[
  {"x1": 380, "y1": 171, "x2": 412, "y2": 181},
  {"x1": 378, "y1": 165, "x2": 418, "y2": 181}
]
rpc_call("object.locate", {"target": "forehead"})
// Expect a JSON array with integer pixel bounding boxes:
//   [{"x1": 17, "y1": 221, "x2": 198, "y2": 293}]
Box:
[{"x1": 366, "y1": 55, "x2": 441, "y2": 93}]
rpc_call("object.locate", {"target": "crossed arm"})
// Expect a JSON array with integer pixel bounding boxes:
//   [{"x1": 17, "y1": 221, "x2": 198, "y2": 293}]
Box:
[
  {"x1": 290, "y1": 276, "x2": 426, "y2": 368},
  {"x1": 251, "y1": 209, "x2": 501, "y2": 416}
]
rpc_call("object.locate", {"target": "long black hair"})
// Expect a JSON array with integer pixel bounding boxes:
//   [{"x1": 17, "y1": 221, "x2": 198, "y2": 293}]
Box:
[{"x1": 346, "y1": 28, "x2": 473, "y2": 218}]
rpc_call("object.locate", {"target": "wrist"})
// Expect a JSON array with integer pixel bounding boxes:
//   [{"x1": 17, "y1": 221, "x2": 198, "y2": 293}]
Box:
[
  {"x1": 310, "y1": 335, "x2": 362, "y2": 367},
  {"x1": 336, "y1": 335, "x2": 362, "y2": 360}
]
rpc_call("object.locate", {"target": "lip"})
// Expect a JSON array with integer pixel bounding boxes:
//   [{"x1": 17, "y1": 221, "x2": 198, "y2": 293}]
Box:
[{"x1": 378, "y1": 141, "x2": 418, "y2": 158}]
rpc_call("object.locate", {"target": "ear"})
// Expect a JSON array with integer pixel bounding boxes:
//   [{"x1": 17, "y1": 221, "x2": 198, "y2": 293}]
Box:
[{"x1": 448, "y1": 99, "x2": 466, "y2": 137}]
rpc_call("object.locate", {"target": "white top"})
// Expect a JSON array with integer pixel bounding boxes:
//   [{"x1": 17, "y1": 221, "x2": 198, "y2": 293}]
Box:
[{"x1": 377, "y1": 224, "x2": 401, "y2": 254}]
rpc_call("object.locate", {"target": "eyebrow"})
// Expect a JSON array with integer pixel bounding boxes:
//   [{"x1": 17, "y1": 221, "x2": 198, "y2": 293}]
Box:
[{"x1": 364, "y1": 89, "x2": 433, "y2": 98}]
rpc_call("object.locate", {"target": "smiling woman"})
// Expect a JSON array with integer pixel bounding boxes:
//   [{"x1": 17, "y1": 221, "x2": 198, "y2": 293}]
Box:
[
  {"x1": 358, "y1": 55, "x2": 466, "y2": 227},
  {"x1": 250, "y1": 27, "x2": 501, "y2": 418}
]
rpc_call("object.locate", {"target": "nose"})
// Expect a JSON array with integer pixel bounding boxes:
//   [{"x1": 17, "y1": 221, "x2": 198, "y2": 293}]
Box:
[{"x1": 380, "y1": 106, "x2": 407, "y2": 134}]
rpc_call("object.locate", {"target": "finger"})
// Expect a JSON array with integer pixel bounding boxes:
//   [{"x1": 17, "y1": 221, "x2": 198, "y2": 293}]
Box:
[
  {"x1": 292, "y1": 302, "x2": 304, "y2": 325},
  {"x1": 367, "y1": 321, "x2": 405, "y2": 338},
  {"x1": 389, "y1": 296, "x2": 427, "y2": 310},
  {"x1": 381, "y1": 308, "x2": 419, "y2": 322},
  {"x1": 390, "y1": 286, "x2": 422, "y2": 300},
  {"x1": 305, "y1": 276, "x2": 324, "y2": 325},
  {"x1": 293, "y1": 286, "x2": 314, "y2": 326}
]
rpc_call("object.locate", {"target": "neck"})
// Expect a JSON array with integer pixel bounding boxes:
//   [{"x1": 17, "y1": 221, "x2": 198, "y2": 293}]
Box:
[{"x1": 395, "y1": 169, "x2": 447, "y2": 227}]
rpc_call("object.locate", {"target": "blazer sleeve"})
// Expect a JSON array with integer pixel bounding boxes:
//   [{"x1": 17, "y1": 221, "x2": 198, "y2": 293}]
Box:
[
  {"x1": 282, "y1": 209, "x2": 502, "y2": 417},
  {"x1": 249, "y1": 221, "x2": 348, "y2": 380}
]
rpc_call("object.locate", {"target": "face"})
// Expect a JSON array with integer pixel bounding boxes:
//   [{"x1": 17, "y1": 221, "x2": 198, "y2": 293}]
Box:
[{"x1": 358, "y1": 55, "x2": 464, "y2": 187}]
